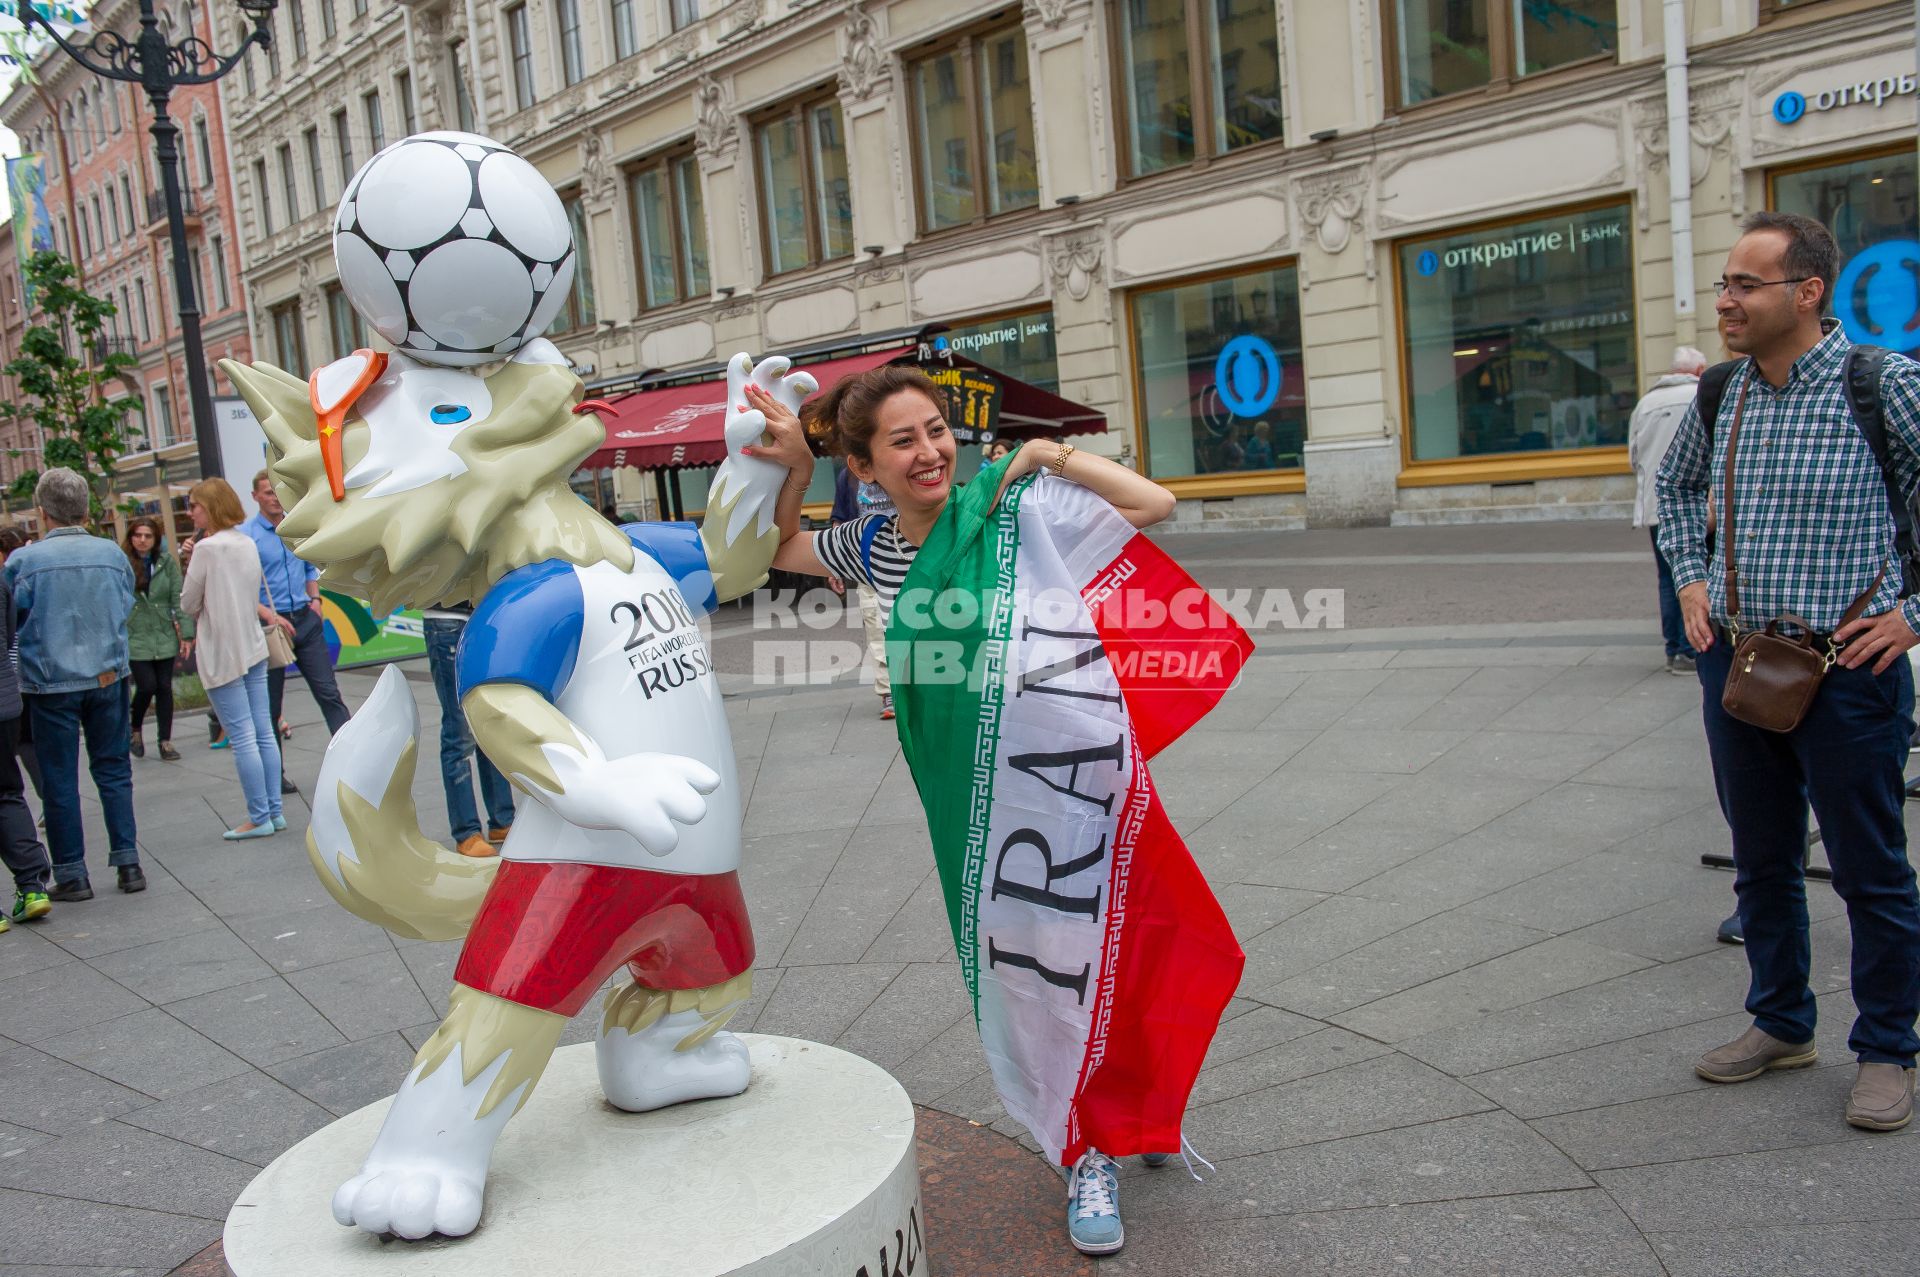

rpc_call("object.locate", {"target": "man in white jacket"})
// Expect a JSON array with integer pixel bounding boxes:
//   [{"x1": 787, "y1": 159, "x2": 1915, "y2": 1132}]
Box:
[{"x1": 1629, "y1": 347, "x2": 1709, "y2": 674}]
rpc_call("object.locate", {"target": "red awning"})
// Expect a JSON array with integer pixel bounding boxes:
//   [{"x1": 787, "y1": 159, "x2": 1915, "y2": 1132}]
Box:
[
  {"x1": 583, "y1": 346, "x2": 909, "y2": 471},
  {"x1": 582, "y1": 344, "x2": 1108, "y2": 471}
]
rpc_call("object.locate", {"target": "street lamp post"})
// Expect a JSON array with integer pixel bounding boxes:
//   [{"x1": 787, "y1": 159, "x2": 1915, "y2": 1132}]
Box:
[{"x1": 21, "y1": 0, "x2": 278, "y2": 482}]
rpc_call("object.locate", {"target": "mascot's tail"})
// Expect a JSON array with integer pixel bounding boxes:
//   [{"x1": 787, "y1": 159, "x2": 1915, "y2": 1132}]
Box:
[{"x1": 308, "y1": 665, "x2": 497, "y2": 941}]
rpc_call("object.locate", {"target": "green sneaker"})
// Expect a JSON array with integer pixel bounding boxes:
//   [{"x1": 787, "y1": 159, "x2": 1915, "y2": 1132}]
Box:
[{"x1": 11, "y1": 890, "x2": 50, "y2": 923}]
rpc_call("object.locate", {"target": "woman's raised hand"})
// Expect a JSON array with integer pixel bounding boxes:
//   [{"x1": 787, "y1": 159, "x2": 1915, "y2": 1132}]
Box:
[{"x1": 740, "y1": 382, "x2": 812, "y2": 475}]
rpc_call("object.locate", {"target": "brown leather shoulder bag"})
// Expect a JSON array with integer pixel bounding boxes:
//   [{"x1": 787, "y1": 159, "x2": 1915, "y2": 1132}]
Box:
[{"x1": 1718, "y1": 374, "x2": 1884, "y2": 733}]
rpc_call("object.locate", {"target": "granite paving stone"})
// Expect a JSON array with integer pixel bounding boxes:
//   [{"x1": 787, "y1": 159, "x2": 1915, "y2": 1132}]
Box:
[
  {"x1": 86, "y1": 929, "x2": 275, "y2": 1006},
  {"x1": 164, "y1": 977, "x2": 350, "y2": 1068},
  {"x1": 0, "y1": 927, "x2": 75, "y2": 981},
  {"x1": 0, "y1": 1046, "x2": 154, "y2": 1134},
  {"x1": 35, "y1": 1010, "x2": 251, "y2": 1101},
  {"x1": 226, "y1": 903, "x2": 396, "y2": 974},
  {"x1": 1239, "y1": 818, "x2": 1455, "y2": 894},
  {"x1": 1180, "y1": 1053, "x2": 1497, "y2": 1160},
  {"x1": 282, "y1": 949, "x2": 439, "y2": 1041},
  {"x1": 1350, "y1": 771, "x2": 1554, "y2": 835},
  {"x1": 118, "y1": 1073, "x2": 335, "y2": 1168},
  {"x1": 266, "y1": 1033, "x2": 422, "y2": 1117},
  {"x1": 750, "y1": 961, "x2": 904, "y2": 1044},
  {"x1": 1592, "y1": 1133, "x2": 1920, "y2": 1232},
  {"x1": 0, "y1": 1189, "x2": 218, "y2": 1271},
  {"x1": 1187, "y1": 1026, "x2": 1394, "y2": 1108},
  {"x1": 1237, "y1": 894, "x2": 1444, "y2": 989},
  {"x1": 1254, "y1": 912, "x2": 1552, "y2": 1018},
  {"x1": 1647, "y1": 1219, "x2": 1920, "y2": 1277},
  {"x1": 0, "y1": 1121, "x2": 258, "y2": 1219},
  {"x1": 832, "y1": 962, "x2": 973, "y2": 1071},
  {"x1": 1, "y1": 961, "x2": 152, "y2": 1045}
]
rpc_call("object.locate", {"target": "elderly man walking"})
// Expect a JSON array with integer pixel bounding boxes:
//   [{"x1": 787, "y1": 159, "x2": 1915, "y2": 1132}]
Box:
[
  {"x1": 5, "y1": 470, "x2": 144, "y2": 898},
  {"x1": 1657, "y1": 211, "x2": 1920, "y2": 1133},
  {"x1": 1629, "y1": 346, "x2": 1707, "y2": 675}
]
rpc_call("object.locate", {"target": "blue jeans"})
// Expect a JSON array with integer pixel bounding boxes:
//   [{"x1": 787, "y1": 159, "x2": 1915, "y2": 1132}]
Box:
[
  {"x1": 1651, "y1": 527, "x2": 1694, "y2": 661},
  {"x1": 206, "y1": 660, "x2": 284, "y2": 828},
  {"x1": 25, "y1": 681, "x2": 139, "y2": 886},
  {"x1": 426, "y1": 619, "x2": 514, "y2": 841},
  {"x1": 1698, "y1": 640, "x2": 1920, "y2": 1065}
]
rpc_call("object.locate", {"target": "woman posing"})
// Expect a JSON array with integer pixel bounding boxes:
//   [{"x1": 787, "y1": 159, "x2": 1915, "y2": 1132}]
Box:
[
  {"x1": 180, "y1": 480, "x2": 294, "y2": 840},
  {"x1": 122, "y1": 517, "x2": 192, "y2": 762},
  {"x1": 746, "y1": 365, "x2": 1182, "y2": 1257}
]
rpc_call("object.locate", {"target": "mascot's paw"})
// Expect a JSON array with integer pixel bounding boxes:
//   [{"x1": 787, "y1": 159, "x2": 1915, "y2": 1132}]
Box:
[
  {"x1": 331, "y1": 1163, "x2": 486, "y2": 1240},
  {"x1": 534, "y1": 749, "x2": 720, "y2": 854},
  {"x1": 597, "y1": 1011, "x2": 751, "y2": 1113}
]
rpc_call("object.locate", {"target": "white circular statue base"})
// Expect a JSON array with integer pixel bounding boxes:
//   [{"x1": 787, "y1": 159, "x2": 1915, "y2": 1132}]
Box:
[{"x1": 224, "y1": 1036, "x2": 927, "y2": 1276}]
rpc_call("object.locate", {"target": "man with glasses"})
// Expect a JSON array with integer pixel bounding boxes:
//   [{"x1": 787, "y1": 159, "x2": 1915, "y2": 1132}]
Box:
[
  {"x1": 245, "y1": 470, "x2": 353, "y2": 795},
  {"x1": 1656, "y1": 211, "x2": 1920, "y2": 1133}
]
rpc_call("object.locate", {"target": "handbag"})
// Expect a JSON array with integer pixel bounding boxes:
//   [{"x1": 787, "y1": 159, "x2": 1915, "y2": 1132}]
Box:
[
  {"x1": 1718, "y1": 375, "x2": 1883, "y2": 733},
  {"x1": 263, "y1": 623, "x2": 295, "y2": 670}
]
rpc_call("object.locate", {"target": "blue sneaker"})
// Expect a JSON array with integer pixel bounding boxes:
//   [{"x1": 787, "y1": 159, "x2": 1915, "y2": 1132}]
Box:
[
  {"x1": 1067, "y1": 1149, "x2": 1123, "y2": 1255},
  {"x1": 1141, "y1": 1151, "x2": 1172, "y2": 1168}
]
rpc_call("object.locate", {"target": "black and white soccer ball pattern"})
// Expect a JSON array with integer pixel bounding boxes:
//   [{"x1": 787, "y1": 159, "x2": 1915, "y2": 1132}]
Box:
[{"x1": 332, "y1": 131, "x2": 576, "y2": 368}]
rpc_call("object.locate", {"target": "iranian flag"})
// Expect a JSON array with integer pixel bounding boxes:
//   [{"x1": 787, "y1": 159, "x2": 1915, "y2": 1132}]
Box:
[{"x1": 889, "y1": 466, "x2": 1250, "y2": 1166}]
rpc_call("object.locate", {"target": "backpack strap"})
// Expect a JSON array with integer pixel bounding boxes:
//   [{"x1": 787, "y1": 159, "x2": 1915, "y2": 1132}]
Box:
[
  {"x1": 858, "y1": 514, "x2": 885, "y2": 584},
  {"x1": 1842, "y1": 344, "x2": 1912, "y2": 593},
  {"x1": 1696, "y1": 359, "x2": 1742, "y2": 449}
]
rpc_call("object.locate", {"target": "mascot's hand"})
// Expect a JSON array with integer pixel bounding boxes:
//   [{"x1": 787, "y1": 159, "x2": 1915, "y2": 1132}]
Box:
[
  {"x1": 531, "y1": 744, "x2": 720, "y2": 856},
  {"x1": 712, "y1": 354, "x2": 821, "y2": 547}
]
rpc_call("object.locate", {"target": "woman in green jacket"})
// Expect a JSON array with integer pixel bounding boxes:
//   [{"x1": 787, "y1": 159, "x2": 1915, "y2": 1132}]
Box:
[{"x1": 122, "y1": 517, "x2": 192, "y2": 761}]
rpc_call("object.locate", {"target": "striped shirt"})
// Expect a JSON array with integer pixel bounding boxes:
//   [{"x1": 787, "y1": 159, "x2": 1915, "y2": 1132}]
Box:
[
  {"x1": 814, "y1": 515, "x2": 918, "y2": 624},
  {"x1": 1656, "y1": 323, "x2": 1920, "y2": 635}
]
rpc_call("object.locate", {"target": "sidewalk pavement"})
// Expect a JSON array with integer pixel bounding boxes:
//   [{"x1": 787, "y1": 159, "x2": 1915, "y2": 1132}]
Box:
[{"x1": 0, "y1": 520, "x2": 1914, "y2": 1276}]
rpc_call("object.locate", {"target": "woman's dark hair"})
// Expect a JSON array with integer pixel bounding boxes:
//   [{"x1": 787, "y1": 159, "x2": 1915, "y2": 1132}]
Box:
[
  {"x1": 801, "y1": 364, "x2": 945, "y2": 463},
  {"x1": 122, "y1": 516, "x2": 165, "y2": 593},
  {"x1": 0, "y1": 526, "x2": 27, "y2": 557}
]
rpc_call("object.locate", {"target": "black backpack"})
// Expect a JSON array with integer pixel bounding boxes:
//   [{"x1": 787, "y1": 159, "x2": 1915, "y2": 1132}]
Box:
[{"x1": 1696, "y1": 345, "x2": 1916, "y2": 595}]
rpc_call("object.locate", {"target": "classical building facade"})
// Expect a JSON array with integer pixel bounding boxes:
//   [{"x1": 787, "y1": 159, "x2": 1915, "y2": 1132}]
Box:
[
  {"x1": 0, "y1": 0, "x2": 253, "y2": 523},
  {"x1": 223, "y1": 0, "x2": 1914, "y2": 525}
]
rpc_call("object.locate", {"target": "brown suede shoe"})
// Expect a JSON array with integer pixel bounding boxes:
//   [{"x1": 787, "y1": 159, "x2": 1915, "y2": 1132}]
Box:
[
  {"x1": 1845, "y1": 1063, "x2": 1915, "y2": 1131},
  {"x1": 1694, "y1": 1026, "x2": 1818, "y2": 1083},
  {"x1": 486, "y1": 826, "x2": 511, "y2": 845},
  {"x1": 456, "y1": 834, "x2": 498, "y2": 859}
]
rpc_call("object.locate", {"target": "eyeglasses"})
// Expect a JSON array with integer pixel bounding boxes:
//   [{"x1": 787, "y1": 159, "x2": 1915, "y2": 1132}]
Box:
[{"x1": 1714, "y1": 277, "x2": 1811, "y2": 299}]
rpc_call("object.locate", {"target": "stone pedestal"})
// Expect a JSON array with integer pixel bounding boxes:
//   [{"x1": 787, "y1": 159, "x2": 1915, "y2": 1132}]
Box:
[{"x1": 224, "y1": 1036, "x2": 927, "y2": 1276}]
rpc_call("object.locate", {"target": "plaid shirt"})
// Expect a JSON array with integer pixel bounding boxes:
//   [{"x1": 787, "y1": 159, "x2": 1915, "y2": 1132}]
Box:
[{"x1": 1655, "y1": 323, "x2": 1920, "y2": 636}]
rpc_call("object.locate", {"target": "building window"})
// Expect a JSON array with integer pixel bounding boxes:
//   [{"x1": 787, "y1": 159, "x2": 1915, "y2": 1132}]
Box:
[
  {"x1": 1129, "y1": 263, "x2": 1306, "y2": 478},
  {"x1": 273, "y1": 301, "x2": 308, "y2": 371},
  {"x1": 188, "y1": 244, "x2": 205, "y2": 311},
  {"x1": 611, "y1": 0, "x2": 637, "y2": 59},
  {"x1": 628, "y1": 152, "x2": 709, "y2": 309},
  {"x1": 151, "y1": 382, "x2": 175, "y2": 448},
  {"x1": 106, "y1": 185, "x2": 121, "y2": 238},
  {"x1": 1770, "y1": 146, "x2": 1918, "y2": 354},
  {"x1": 909, "y1": 25, "x2": 1037, "y2": 232},
  {"x1": 305, "y1": 126, "x2": 327, "y2": 210},
  {"x1": 396, "y1": 70, "x2": 418, "y2": 136},
  {"x1": 242, "y1": 37, "x2": 256, "y2": 94},
  {"x1": 364, "y1": 91, "x2": 386, "y2": 155},
  {"x1": 450, "y1": 40, "x2": 478, "y2": 132},
  {"x1": 135, "y1": 276, "x2": 152, "y2": 341},
  {"x1": 557, "y1": 0, "x2": 585, "y2": 86},
  {"x1": 669, "y1": 0, "x2": 698, "y2": 31},
  {"x1": 1397, "y1": 201, "x2": 1637, "y2": 463},
  {"x1": 278, "y1": 142, "x2": 301, "y2": 223},
  {"x1": 264, "y1": 15, "x2": 279, "y2": 76},
  {"x1": 211, "y1": 233, "x2": 231, "y2": 309},
  {"x1": 1391, "y1": 0, "x2": 1616, "y2": 108},
  {"x1": 326, "y1": 282, "x2": 365, "y2": 358},
  {"x1": 1116, "y1": 0, "x2": 1283, "y2": 178},
  {"x1": 507, "y1": 4, "x2": 537, "y2": 110},
  {"x1": 550, "y1": 194, "x2": 597, "y2": 332},
  {"x1": 352, "y1": 0, "x2": 367, "y2": 15},
  {"x1": 333, "y1": 108, "x2": 355, "y2": 182},
  {"x1": 119, "y1": 286, "x2": 134, "y2": 341},
  {"x1": 289, "y1": 0, "x2": 308, "y2": 58},
  {"x1": 120, "y1": 174, "x2": 136, "y2": 230},
  {"x1": 754, "y1": 93, "x2": 853, "y2": 276},
  {"x1": 321, "y1": 0, "x2": 336, "y2": 38},
  {"x1": 193, "y1": 117, "x2": 214, "y2": 186},
  {"x1": 252, "y1": 158, "x2": 273, "y2": 235},
  {"x1": 90, "y1": 196, "x2": 106, "y2": 253}
]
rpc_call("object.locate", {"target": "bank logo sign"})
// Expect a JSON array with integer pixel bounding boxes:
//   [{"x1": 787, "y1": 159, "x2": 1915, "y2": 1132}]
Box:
[
  {"x1": 1772, "y1": 73, "x2": 1915, "y2": 125},
  {"x1": 1417, "y1": 250, "x2": 1440, "y2": 277},
  {"x1": 1214, "y1": 336, "x2": 1282, "y2": 418},
  {"x1": 1837, "y1": 241, "x2": 1920, "y2": 355}
]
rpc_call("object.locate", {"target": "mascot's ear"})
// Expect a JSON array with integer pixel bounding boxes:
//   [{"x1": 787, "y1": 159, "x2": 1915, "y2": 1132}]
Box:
[
  {"x1": 310, "y1": 350, "x2": 389, "y2": 502},
  {"x1": 221, "y1": 359, "x2": 315, "y2": 447},
  {"x1": 510, "y1": 337, "x2": 569, "y2": 367}
]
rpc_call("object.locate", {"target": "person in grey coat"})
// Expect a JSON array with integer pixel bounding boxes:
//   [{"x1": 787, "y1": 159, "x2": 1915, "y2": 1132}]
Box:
[
  {"x1": 1628, "y1": 347, "x2": 1709, "y2": 674},
  {"x1": 0, "y1": 571, "x2": 52, "y2": 929}
]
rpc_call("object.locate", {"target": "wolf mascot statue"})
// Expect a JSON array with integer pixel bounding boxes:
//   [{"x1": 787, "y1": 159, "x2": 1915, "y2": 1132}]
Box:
[{"x1": 221, "y1": 337, "x2": 814, "y2": 1241}]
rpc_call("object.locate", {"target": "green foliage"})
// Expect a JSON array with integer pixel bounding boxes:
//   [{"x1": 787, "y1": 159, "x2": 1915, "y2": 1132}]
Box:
[{"x1": 0, "y1": 251, "x2": 145, "y2": 515}]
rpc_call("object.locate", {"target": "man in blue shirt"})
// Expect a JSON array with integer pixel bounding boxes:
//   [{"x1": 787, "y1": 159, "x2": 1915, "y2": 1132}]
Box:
[
  {"x1": 6, "y1": 469, "x2": 143, "y2": 898},
  {"x1": 244, "y1": 472, "x2": 351, "y2": 789},
  {"x1": 1657, "y1": 211, "x2": 1920, "y2": 1133}
]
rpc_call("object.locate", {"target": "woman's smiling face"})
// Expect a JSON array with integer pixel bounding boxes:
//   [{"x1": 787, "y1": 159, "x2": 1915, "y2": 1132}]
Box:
[{"x1": 851, "y1": 389, "x2": 957, "y2": 515}]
